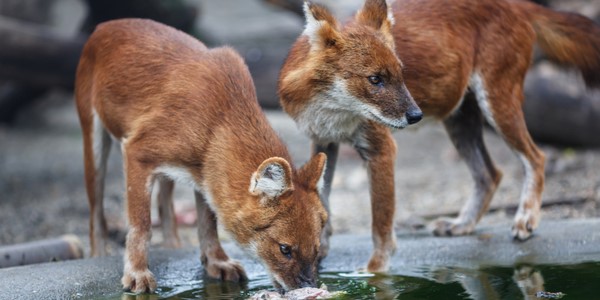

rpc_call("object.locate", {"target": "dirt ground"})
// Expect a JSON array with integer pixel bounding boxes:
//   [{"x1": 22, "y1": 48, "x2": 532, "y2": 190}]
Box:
[{"x1": 0, "y1": 0, "x2": 599, "y2": 256}]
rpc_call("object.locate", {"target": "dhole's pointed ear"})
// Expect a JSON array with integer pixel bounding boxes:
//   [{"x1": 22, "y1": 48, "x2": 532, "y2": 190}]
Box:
[
  {"x1": 249, "y1": 157, "x2": 294, "y2": 206},
  {"x1": 355, "y1": 0, "x2": 395, "y2": 47},
  {"x1": 298, "y1": 152, "x2": 327, "y2": 193},
  {"x1": 303, "y1": 1, "x2": 342, "y2": 51}
]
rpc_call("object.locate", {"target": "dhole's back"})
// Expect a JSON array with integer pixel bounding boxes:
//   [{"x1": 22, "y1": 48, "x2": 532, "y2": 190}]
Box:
[{"x1": 76, "y1": 18, "x2": 289, "y2": 170}]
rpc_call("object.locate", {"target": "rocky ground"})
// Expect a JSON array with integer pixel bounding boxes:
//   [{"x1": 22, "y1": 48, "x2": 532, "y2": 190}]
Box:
[{"x1": 0, "y1": 0, "x2": 599, "y2": 256}]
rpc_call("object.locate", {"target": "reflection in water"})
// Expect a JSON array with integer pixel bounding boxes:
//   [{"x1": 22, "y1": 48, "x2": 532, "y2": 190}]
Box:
[
  {"x1": 121, "y1": 292, "x2": 160, "y2": 300},
  {"x1": 432, "y1": 267, "x2": 502, "y2": 299},
  {"x1": 365, "y1": 275, "x2": 401, "y2": 299},
  {"x1": 427, "y1": 265, "x2": 546, "y2": 300},
  {"x1": 513, "y1": 266, "x2": 545, "y2": 300},
  {"x1": 355, "y1": 265, "x2": 548, "y2": 300},
  {"x1": 109, "y1": 263, "x2": 600, "y2": 299},
  {"x1": 203, "y1": 279, "x2": 247, "y2": 299}
]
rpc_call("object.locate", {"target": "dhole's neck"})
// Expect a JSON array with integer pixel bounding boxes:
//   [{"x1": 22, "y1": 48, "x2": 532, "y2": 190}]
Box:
[
  {"x1": 295, "y1": 79, "x2": 366, "y2": 143},
  {"x1": 199, "y1": 120, "x2": 291, "y2": 204}
]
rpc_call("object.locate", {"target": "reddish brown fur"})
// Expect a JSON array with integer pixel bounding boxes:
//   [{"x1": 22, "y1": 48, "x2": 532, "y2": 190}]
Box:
[
  {"x1": 76, "y1": 18, "x2": 327, "y2": 293},
  {"x1": 279, "y1": 0, "x2": 600, "y2": 272},
  {"x1": 515, "y1": 1, "x2": 600, "y2": 86},
  {"x1": 392, "y1": 0, "x2": 600, "y2": 118}
]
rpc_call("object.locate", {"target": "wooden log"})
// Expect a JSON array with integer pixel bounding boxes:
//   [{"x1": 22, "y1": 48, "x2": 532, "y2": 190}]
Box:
[
  {"x1": 0, "y1": 82, "x2": 47, "y2": 123},
  {"x1": 523, "y1": 62, "x2": 600, "y2": 148},
  {"x1": 0, "y1": 16, "x2": 85, "y2": 88},
  {"x1": 0, "y1": 0, "x2": 52, "y2": 24},
  {"x1": 0, "y1": 0, "x2": 199, "y2": 89},
  {"x1": 0, "y1": 235, "x2": 84, "y2": 268},
  {"x1": 263, "y1": 0, "x2": 304, "y2": 16},
  {"x1": 81, "y1": 0, "x2": 198, "y2": 33}
]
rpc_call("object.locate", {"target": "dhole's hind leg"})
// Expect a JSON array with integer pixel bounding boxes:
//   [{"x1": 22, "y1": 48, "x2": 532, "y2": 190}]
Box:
[
  {"x1": 82, "y1": 115, "x2": 112, "y2": 257},
  {"x1": 156, "y1": 177, "x2": 181, "y2": 248},
  {"x1": 195, "y1": 191, "x2": 247, "y2": 282},
  {"x1": 477, "y1": 78, "x2": 545, "y2": 241},
  {"x1": 494, "y1": 102, "x2": 544, "y2": 240},
  {"x1": 312, "y1": 142, "x2": 339, "y2": 261},
  {"x1": 434, "y1": 92, "x2": 503, "y2": 236}
]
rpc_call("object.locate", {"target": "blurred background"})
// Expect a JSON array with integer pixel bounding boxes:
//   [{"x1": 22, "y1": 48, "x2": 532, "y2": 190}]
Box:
[{"x1": 0, "y1": 0, "x2": 599, "y2": 256}]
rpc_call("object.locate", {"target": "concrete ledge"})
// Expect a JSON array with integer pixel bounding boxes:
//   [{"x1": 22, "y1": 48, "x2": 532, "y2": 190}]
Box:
[
  {"x1": 1, "y1": 219, "x2": 599, "y2": 299},
  {"x1": 325, "y1": 219, "x2": 600, "y2": 275}
]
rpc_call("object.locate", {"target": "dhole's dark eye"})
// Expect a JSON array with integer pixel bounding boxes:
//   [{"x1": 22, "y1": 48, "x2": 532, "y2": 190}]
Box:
[
  {"x1": 368, "y1": 75, "x2": 383, "y2": 86},
  {"x1": 279, "y1": 244, "x2": 292, "y2": 259}
]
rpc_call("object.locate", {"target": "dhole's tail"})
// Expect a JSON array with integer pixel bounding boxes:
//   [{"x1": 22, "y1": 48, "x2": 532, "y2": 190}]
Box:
[{"x1": 512, "y1": 0, "x2": 600, "y2": 88}]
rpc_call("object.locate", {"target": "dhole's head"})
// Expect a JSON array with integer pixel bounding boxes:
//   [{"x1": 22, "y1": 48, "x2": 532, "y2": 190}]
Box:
[
  {"x1": 280, "y1": 0, "x2": 422, "y2": 130},
  {"x1": 246, "y1": 153, "x2": 327, "y2": 291}
]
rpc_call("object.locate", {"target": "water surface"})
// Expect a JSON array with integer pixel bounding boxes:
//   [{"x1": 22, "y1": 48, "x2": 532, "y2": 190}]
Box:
[{"x1": 111, "y1": 262, "x2": 600, "y2": 299}]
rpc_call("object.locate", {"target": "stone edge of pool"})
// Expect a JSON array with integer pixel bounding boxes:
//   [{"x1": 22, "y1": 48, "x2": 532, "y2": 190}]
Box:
[{"x1": 1, "y1": 218, "x2": 599, "y2": 299}]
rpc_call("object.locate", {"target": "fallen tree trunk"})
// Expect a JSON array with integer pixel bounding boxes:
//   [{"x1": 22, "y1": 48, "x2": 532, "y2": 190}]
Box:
[
  {"x1": 0, "y1": 82, "x2": 48, "y2": 123},
  {"x1": 263, "y1": 0, "x2": 303, "y2": 16},
  {"x1": 0, "y1": 235, "x2": 83, "y2": 268},
  {"x1": 0, "y1": 16, "x2": 85, "y2": 88},
  {"x1": 523, "y1": 62, "x2": 600, "y2": 148}
]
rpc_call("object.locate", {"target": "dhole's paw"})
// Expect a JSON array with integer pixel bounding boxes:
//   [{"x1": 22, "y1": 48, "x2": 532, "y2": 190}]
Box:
[
  {"x1": 205, "y1": 259, "x2": 248, "y2": 282},
  {"x1": 366, "y1": 249, "x2": 391, "y2": 273},
  {"x1": 432, "y1": 217, "x2": 475, "y2": 236},
  {"x1": 512, "y1": 209, "x2": 539, "y2": 241},
  {"x1": 121, "y1": 269, "x2": 157, "y2": 294}
]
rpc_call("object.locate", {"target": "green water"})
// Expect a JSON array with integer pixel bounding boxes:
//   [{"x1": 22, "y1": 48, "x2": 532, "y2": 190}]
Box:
[{"x1": 116, "y1": 262, "x2": 600, "y2": 299}]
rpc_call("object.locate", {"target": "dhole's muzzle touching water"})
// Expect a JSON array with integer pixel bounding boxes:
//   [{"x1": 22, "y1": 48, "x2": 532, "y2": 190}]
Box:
[
  {"x1": 279, "y1": 0, "x2": 600, "y2": 273},
  {"x1": 75, "y1": 19, "x2": 328, "y2": 293}
]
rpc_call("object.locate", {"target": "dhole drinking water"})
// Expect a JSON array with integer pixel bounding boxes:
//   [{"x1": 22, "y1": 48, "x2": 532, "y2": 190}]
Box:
[{"x1": 75, "y1": 18, "x2": 328, "y2": 293}]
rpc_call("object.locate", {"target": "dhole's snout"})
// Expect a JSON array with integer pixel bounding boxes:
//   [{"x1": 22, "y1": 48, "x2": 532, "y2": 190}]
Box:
[
  {"x1": 365, "y1": 85, "x2": 423, "y2": 130},
  {"x1": 398, "y1": 86, "x2": 423, "y2": 126},
  {"x1": 298, "y1": 269, "x2": 317, "y2": 288},
  {"x1": 406, "y1": 107, "x2": 423, "y2": 124},
  {"x1": 275, "y1": 264, "x2": 318, "y2": 292}
]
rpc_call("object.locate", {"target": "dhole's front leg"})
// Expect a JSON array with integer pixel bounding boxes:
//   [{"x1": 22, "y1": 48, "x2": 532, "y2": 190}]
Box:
[
  {"x1": 121, "y1": 153, "x2": 156, "y2": 293},
  {"x1": 195, "y1": 191, "x2": 247, "y2": 282},
  {"x1": 312, "y1": 142, "x2": 339, "y2": 261},
  {"x1": 355, "y1": 122, "x2": 397, "y2": 272}
]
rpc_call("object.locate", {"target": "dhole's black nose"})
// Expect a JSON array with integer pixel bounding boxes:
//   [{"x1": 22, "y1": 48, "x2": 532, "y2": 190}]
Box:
[
  {"x1": 300, "y1": 279, "x2": 316, "y2": 288},
  {"x1": 406, "y1": 109, "x2": 423, "y2": 124},
  {"x1": 299, "y1": 272, "x2": 316, "y2": 288}
]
